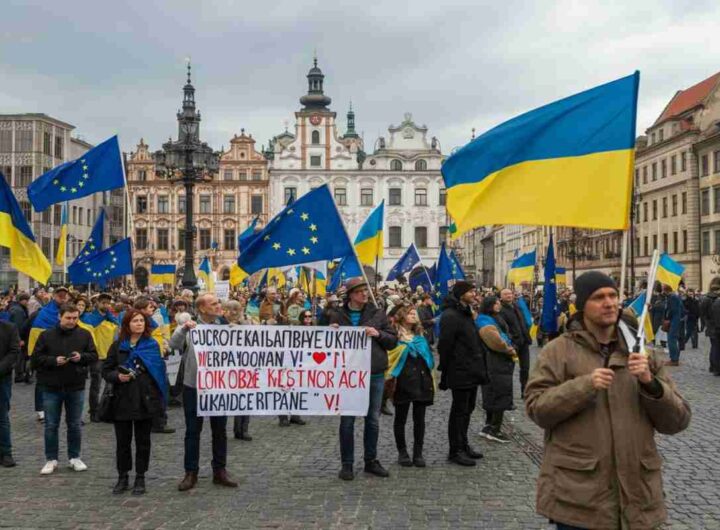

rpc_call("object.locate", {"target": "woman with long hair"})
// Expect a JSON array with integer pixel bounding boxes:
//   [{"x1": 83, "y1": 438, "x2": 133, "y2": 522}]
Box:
[
  {"x1": 386, "y1": 303, "x2": 434, "y2": 467},
  {"x1": 102, "y1": 309, "x2": 167, "y2": 495},
  {"x1": 476, "y1": 296, "x2": 517, "y2": 443}
]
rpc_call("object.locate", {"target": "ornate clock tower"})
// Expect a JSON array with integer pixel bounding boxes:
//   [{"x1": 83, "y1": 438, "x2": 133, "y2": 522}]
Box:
[{"x1": 296, "y1": 57, "x2": 336, "y2": 170}]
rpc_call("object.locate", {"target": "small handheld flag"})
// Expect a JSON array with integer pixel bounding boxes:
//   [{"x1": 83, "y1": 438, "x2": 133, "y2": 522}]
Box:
[
  {"x1": 198, "y1": 256, "x2": 215, "y2": 292},
  {"x1": 354, "y1": 201, "x2": 384, "y2": 266}
]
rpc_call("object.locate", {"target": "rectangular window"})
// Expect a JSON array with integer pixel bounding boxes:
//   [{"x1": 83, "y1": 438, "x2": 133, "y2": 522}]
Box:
[
  {"x1": 634, "y1": 169, "x2": 639, "y2": 188},
  {"x1": 652, "y1": 162, "x2": 657, "y2": 181},
  {"x1": 652, "y1": 234, "x2": 658, "y2": 251},
  {"x1": 136, "y1": 195, "x2": 148, "y2": 214},
  {"x1": 53, "y1": 204, "x2": 62, "y2": 225},
  {"x1": 199, "y1": 195, "x2": 211, "y2": 213},
  {"x1": 178, "y1": 196, "x2": 186, "y2": 214},
  {"x1": 238, "y1": 171, "x2": 247, "y2": 181},
  {"x1": 702, "y1": 189, "x2": 710, "y2": 216},
  {"x1": 389, "y1": 188, "x2": 402, "y2": 206},
  {"x1": 643, "y1": 202, "x2": 648, "y2": 222},
  {"x1": 681, "y1": 151, "x2": 687, "y2": 172},
  {"x1": 663, "y1": 233, "x2": 668, "y2": 252},
  {"x1": 157, "y1": 228, "x2": 169, "y2": 251},
  {"x1": 334, "y1": 187, "x2": 347, "y2": 206},
  {"x1": 713, "y1": 230, "x2": 720, "y2": 254},
  {"x1": 252, "y1": 171, "x2": 262, "y2": 181},
  {"x1": 643, "y1": 236, "x2": 648, "y2": 256},
  {"x1": 135, "y1": 228, "x2": 148, "y2": 250},
  {"x1": 360, "y1": 188, "x2": 373, "y2": 206},
  {"x1": 683, "y1": 230, "x2": 688, "y2": 253},
  {"x1": 223, "y1": 169, "x2": 233, "y2": 181},
  {"x1": 0, "y1": 130, "x2": 11, "y2": 152},
  {"x1": 0, "y1": 166, "x2": 10, "y2": 183},
  {"x1": 41, "y1": 237, "x2": 50, "y2": 257},
  {"x1": 284, "y1": 187, "x2": 297, "y2": 205},
  {"x1": 78, "y1": 207, "x2": 83, "y2": 226},
  {"x1": 439, "y1": 225, "x2": 448, "y2": 244},
  {"x1": 662, "y1": 197, "x2": 668, "y2": 218},
  {"x1": 661, "y1": 159, "x2": 667, "y2": 178},
  {"x1": 414, "y1": 227, "x2": 428, "y2": 248},
  {"x1": 15, "y1": 130, "x2": 32, "y2": 151},
  {"x1": 54, "y1": 136, "x2": 63, "y2": 158},
  {"x1": 652, "y1": 199, "x2": 657, "y2": 220},
  {"x1": 659, "y1": 128, "x2": 664, "y2": 141},
  {"x1": 199, "y1": 229, "x2": 211, "y2": 250},
  {"x1": 72, "y1": 206, "x2": 77, "y2": 224},
  {"x1": 42, "y1": 208, "x2": 51, "y2": 224},
  {"x1": 702, "y1": 231, "x2": 711, "y2": 255},
  {"x1": 157, "y1": 196, "x2": 169, "y2": 214},
  {"x1": 702, "y1": 154, "x2": 709, "y2": 176},
  {"x1": 439, "y1": 188, "x2": 447, "y2": 206},
  {"x1": 715, "y1": 150, "x2": 720, "y2": 174},
  {"x1": 389, "y1": 226, "x2": 402, "y2": 248},
  {"x1": 224, "y1": 229, "x2": 236, "y2": 250},
  {"x1": 137, "y1": 170, "x2": 147, "y2": 181},
  {"x1": 414, "y1": 187, "x2": 428, "y2": 206},
  {"x1": 671, "y1": 155, "x2": 677, "y2": 175},
  {"x1": 682, "y1": 192, "x2": 687, "y2": 214},
  {"x1": 672, "y1": 194, "x2": 678, "y2": 216},
  {"x1": 43, "y1": 132, "x2": 52, "y2": 155},
  {"x1": 642, "y1": 166, "x2": 647, "y2": 184},
  {"x1": 17, "y1": 166, "x2": 33, "y2": 187},
  {"x1": 178, "y1": 228, "x2": 185, "y2": 251},
  {"x1": 715, "y1": 188, "x2": 720, "y2": 214},
  {"x1": 251, "y1": 195, "x2": 263, "y2": 215},
  {"x1": 87, "y1": 209, "x2": 92, "y2": 226},
  {"x1": 310, "y1": 155, "x2": 322, "y2": 167},
  {"x1": 223, "y1": 195, "x2": 235, "y2": 214}
]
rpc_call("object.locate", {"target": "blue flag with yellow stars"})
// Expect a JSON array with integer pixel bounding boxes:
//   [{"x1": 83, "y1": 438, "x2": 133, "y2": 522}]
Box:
[
  {"x1": 449, "y1": 250, "x2": 466, "y2": 280},
  {"x1": 27, "y1": 136, "x2": 125, "y2": 212},
  {"x1": 238, "y1": 217, "x2": 260, "y2": 254},
  {"x1": 235, "y1": 185, "x2": 354, "y2": 280},
  {"x1": 75, "y1": 208, "x2": 106, "y2": 264},
  {"x1": 68, "y1": 237, "x2": 132, "y2": 286},
  {"x1": 386, "y1": 243, "x2": 422, "y2": 281},
  {"x1": 541, "y1": 234, "x2": 559, "y2": 333},
  {"x1": 435, "y1": 242, "x2": 454, "y2": 297}
]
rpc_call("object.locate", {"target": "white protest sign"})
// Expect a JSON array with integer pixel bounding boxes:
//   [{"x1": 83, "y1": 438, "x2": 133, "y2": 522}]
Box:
[
  {"x1": 165, "y1": 350, "x2": 182, "y2": 386},
  {"x1": 215, "y1": 280, "x2": 230, "y2": 300},
  {"x1": 190, "y1": 325, "x2": 371, "y2": 416}
]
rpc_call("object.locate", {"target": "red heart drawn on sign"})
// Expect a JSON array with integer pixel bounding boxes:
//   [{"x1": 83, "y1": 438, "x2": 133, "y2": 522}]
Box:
[{"x1": 312, "y1": 352, "x2": 327, "y2": 364}]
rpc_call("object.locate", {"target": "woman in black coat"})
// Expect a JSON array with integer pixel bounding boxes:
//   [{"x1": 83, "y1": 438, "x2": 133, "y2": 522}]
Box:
[
  {"x1": 476, "y1": 296, "x2": 517, "y2": 444},
  {"x1": 102, "y1": 308, "x2": 166, "y2": 495}
]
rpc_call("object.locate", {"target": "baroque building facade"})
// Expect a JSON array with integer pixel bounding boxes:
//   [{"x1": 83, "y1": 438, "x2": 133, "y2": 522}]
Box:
[{"x1": 268, "y1": 60, "x2": 448, "y2": 278}]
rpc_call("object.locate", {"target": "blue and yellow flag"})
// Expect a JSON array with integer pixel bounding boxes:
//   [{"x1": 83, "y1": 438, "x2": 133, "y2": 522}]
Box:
[
  {"x1": 235, "y1": 185, "x2": 355, "y2": 281},
  {"x1": 80, "y1": 310, "x2": 119, "y2": 360},
  {"x1": 507, "y1": 250, "x2": 536, "y2": 285},
  {"x1": 229, "y1": 263, "x2": 245, "y2": 288},
  {"x1": 28, "y1": 136, "x2": 125, "y2": 212},
  {"x1": 238, "y1": 217, "x2": 260, "y2": 254},
  {"x1": 315, "y1": 267, "x2": 327, "y2": 297},
  {"x1": 555, "y1": 267, "x2": 567, "y2": 286},
  {"x1": 150, "y1": 264, "x2": 176, "y2": 285},
  {"x1": 55, "y1": 202, "x2": 68, "y2": 266},
  {"x1": 29, "y1": 301, "x2": 61, "y2": 355},
  {"x1": 76, "y1": 209, "x2": 106, "y2": 264},
  {"x1": 198, "y1": 256, "x2": 215, "y2": 292},
  {"x1": 628, "y1": 292, "x2": 655, "y2": 342},
  {"x1": 656, "y1": 253, "x2": 685, "y2": 291},
  {"x1": 442, "y1": 73, "x2": 640, "y2": 235},
  {"x1": 0, "y1": 171, "x2": 52, "y2": 284},
  {"x1": 68, "y1": 238, "x2": 133, "y2": 286},
  {"x1": 354, "y1": 200, "x2": 384, "y2": 266}
]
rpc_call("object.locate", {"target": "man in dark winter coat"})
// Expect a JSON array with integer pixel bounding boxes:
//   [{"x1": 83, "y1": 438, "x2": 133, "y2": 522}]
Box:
[
  {"x1": 499, "y1": 288, "x2": 532, "y2": 397},
  {"x1": 0, "y1": 320, "x2": 20, "y2": 467},
  {"x1": 8, "y1": 294, "x2": 29, "y2": 383},
  {"x1": 438, "y1": 281, "x2": 488, "y2": 467},
  {"x1": 681, "y1": 289, "x2": 700, "y2": 350},
  {"x1": 328, "y1": 277, "x2": 398, "y2": 481},
  {"x1": 417, "y1": 295, "x2": 436, "y2": 345},
  {"x1": 703, "y1": 277, "x2": 720, "y2": 374},
  {"x1": 30, "y1": 303, "x2": 97, "y2": 475}
]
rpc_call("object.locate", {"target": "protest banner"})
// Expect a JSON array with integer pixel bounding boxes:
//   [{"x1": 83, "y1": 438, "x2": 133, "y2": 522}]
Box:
[
  {"x1": 190, "y1": 325, "x2": 371, "y2": 416},
  {"x1": 215, "y1": 280, "x2": 230, "y2": 300}
]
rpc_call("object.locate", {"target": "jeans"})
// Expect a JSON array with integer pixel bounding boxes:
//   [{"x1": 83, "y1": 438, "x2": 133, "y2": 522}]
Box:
[
  {"x1": 114, "y1": 418, "x2": 153, "y2": 475},
  {"x1": 448, "y1": 387, "x2": 477, "y2": 456},
  {"x1": 517, "y1": 343, "x2": 530, "y2": 397},
  {"x1": 393, "y1": 402, "x2": 426, "y2": 452},
  {"x1": 34, "y1": 383, "x2": 43, "y2": 412},
  {"x1": 684, "y1": 318, "x2": 698, "y2": 349},
  {"x1": 668, "y1": 332, "x2": 680, "y2": 362},
  {"x1": 339, "y1": 374, "x2": 384, "y2": 465},
  {"x1": 182, "y1": 386, "x2": 227, "y2": 472},
  {"x1": 42, "y1": 389, "x2": 84, "y2": 461},
  {"x1": 710, "y1": 337, "x2": 720, "y2": 374},
  {"x1": 88, "y1": 360, "x2": 103, "y2": 417},
  {"x1": 0, "y1": 378, "x2": 11, "y2": 456}
]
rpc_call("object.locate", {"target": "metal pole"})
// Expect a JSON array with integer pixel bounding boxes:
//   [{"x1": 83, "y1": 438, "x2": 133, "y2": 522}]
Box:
[
  {"x1": 181, "y1": 145, "x2": 198, "y2": 290},
  {"x1": 619, "y1": 229, "x2": 629, "y2": 303}
]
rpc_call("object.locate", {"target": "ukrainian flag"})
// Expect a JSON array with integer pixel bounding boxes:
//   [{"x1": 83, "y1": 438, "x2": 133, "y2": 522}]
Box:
[
  {"x1": 507, "y1": 250, "x2": 536, "y2": 285},
  {"x1": 0, "y1": 171, "x2": 52, "y2": 284},
  {"x1": 229, "y1": 263, "x2": 245, "y2": 288},
  {"x1": 354, "y1": 201, "x2": 384, "y2": 266},
  {"x1": 267, "y1": 268, "x2": 286, "y2": 288},
  {"x1": 80, "y1": 310, "x2": 119, "y2": 360},
  {"x1": 150, "y1": 264, "x2": 176, "y2": 285},
  {"x1": 315, "y1": 267, "x2": 327, "y2": 297},
  {"x1": 555, "y1": 267, "x2": 567, "y2": 286},
  {"x1": 629, "y1": 292, "x2": 654, "y2": 342},
  {"x1": 656, "y1": 253, "x2": 684, "y2": 290},
  {"x1": 28, "y1": 301, "x2": 60, "y2": 355},
  {"x1": 442, "y1": 73, "x2": 640, "y2": 235},
  {"x1": 55, "y1": 202, "x2": 68, "y2": 266},
  {"x1": 198, "y1": 256, "x2": 215, "y2": 292}
]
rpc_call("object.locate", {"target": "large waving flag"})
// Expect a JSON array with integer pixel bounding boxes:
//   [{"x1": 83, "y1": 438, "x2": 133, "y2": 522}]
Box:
[
  {"x1": 80, "y1": 310, "x2": 119, "y2": 360},
  {"x1": 27, "y1": 136, "x2": 125, "y2": 212},
  {"x1": 656, "y1": 253, "x2": 685, "y2": 290},
  {"x1": 540, "y1": 235, "x2": 559, "y2": 333},
  {"x1": 235, "y1": 185, "x2": 355, "y2": 281},
  {"x1": 386, "y1": 243, "x2": 422, "y2": 281},
  {"x1": 68, "y1": 237, "x2": 132, "y2": 286},
  {"x1": 507, "y1": 250, "x2": 536, "y2": 285},
  {"x1": 238, "y1": 217, "x2": 260, "y2": 253},
  {"x1": 328, "y1": 255, "x2": 363, "y2": 292},
  {"x1": 0, "y1": 171, "x2": 52, "y2": 284},
  {"x1": 198, "y1": 256, "x2": 215, "y2": 292},
  {"x1": 229, "y1": 263, "x2": 245, "y2": 288},
  {"x1": 28, "y1": 301, "x2": 61, "y2": 355},
  {"x1": 434, "y1": 242, "x2": 454, "y2": 297},
  {"x1": 76, "y1": 208, "x2": 106, "y2": 263},
  {"x1": 150, "y1": 264, "x2": 176, "y2": 285},
  {"x1": 354, "y1": 200, "x2": 384, "y2": 266},
  {"x1": 55, "y1": 202, "x2": 68, "y2": 266},
  {"x1": 442, "y1": 73, "x2": 639, "y2": 235}
]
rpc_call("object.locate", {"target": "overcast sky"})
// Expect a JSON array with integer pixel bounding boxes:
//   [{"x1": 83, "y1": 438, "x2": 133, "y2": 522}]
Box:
[{"x1": 2, "y1": 0, "x2": 719, "y2": 156}]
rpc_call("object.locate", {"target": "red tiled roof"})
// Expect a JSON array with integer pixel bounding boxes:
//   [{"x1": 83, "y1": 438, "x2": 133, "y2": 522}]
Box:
[{"x1": 654, "y1": 71, "x2": 720, "y2": 125}]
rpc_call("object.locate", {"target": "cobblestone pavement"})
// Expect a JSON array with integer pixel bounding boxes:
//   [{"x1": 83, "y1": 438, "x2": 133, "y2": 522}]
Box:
[{"x1": 1, "y1": 338, "x2": 718, "y2": 529}]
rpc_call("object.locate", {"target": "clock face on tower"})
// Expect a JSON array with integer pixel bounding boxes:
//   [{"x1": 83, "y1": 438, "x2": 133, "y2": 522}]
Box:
[{"x1": 309, "y1": 114, "x2": 322, "y2": 126}]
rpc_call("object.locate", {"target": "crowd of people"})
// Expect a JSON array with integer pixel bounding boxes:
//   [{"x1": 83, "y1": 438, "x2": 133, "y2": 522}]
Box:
[{"x1": 0, "y1": 270, "x2": 700, "y2": 528}]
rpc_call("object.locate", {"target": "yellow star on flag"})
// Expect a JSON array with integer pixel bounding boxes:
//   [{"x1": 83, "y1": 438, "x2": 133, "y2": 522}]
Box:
[
  {"x1": 272, "y1": 242, "x2": 281, "y2": 250},
  {"x1": 301, "y1": 247, "x2": 310, "y2": 255},
  {"x1": 309, "y1": 224, "x2": 317, "y2": 231},
  {"x1": 300, "y1": 213, "x2": 309, "y2": 221},
  {"x1": 287, "y1": 248, "x2": 296, "y2": 256},
  {"x1": 310, "y1": 236, "x2": 318, "y2": 244}
]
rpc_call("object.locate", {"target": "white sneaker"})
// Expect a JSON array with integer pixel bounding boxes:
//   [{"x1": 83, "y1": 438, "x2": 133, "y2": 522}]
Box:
[
  {"x1": 36, "y1": 411, "x2": 45, "y2": 422},
  {"x1": 68, "y1": 458, "x2": 88, "y2": 471},
  {"x1": 40, "y1": 460, "x2": 58, "y2": 475}
]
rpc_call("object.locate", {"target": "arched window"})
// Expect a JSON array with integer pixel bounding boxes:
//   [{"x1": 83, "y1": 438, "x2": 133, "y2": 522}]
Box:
[
  {"x1": 390, "y1": 159, "x2": 402, "y2": 171},
  {"x1": 311, "y1": 130, "x2": 320, "y2": 144},
  {"x1": 414, "y1": 159, "x2": 427, "y2": 171}
]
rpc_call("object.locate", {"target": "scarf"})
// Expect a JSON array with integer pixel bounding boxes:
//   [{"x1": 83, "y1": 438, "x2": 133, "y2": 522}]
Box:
[
  {"x1": 476, "y1": 314, "x2": 513, "y2": 348},
  {"x1": 120, "y1": 336, "x2": 168, "y2": 404},
  {"x1": 387, "y1": 335, "x2": 434, "y2": 379}
]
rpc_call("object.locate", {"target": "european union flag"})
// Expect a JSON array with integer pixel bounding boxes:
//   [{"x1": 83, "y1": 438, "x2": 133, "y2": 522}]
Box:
[
  {"x1": 540, "y1": 234, "x2": 559, "y2": 333},
  {"x1": 328, "y1": 255, "x2": 362, "y2": 292},
  {"x1": 238, "y1": 217, "x2": 260, "y2": 253},
  {"x1": 386, "y1": 243, "x2": 422, "y2": 281},
  {"x1": 28, "y1": 136, "x2": 125, "y2": 212},
  {"x1": 236, "y1": 185, "x2": 355, "y2": 277},
  {"x1": 449, "y1": 250, "x2": 466, "y2": 280},
  {"x1": 68, "y1": 237, "x2": 132, "y2": 286},
  {"x1": 75, "y1": 208, "x2": 106, "y2": 264},
  {"x1": 409, "y1": 264, "x2": 435, "y2": 293},
  {"x1": 435, "y1": 242, "x2": 454, "y2": 297}
]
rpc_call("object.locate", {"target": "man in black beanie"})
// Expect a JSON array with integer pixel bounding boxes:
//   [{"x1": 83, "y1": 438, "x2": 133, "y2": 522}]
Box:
[
  {"x1": 525, "y1": 271, "x2": 690, "y2": 529},
  {"x1": 437, "y1": 280, "x2": 488, "y2": 466}
]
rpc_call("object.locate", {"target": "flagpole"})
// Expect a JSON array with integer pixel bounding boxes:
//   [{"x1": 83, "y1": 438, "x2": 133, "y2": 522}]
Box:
[
  {"x1": 420, "y1": 243, "x2": 435, "y2": 292},
  {"x1": 619, "y1": 229, "x2": 629, "y2": 302},
  {"x1": 334, "y1": 203, "x2": 378, "y2": 308},
  {"x1": 635, "y1": 250, "x2": 660, "y2": 352}
]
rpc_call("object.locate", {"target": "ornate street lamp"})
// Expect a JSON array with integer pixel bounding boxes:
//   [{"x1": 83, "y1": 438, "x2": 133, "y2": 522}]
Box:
[{"x1": 154, "y1": 61, "x2": 219, "y2": 290}]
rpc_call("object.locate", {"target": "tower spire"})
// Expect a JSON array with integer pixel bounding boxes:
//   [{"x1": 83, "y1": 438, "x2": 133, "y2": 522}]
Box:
[{"x1": 344, "y1": 100, "x2": 358, "y2": 138}]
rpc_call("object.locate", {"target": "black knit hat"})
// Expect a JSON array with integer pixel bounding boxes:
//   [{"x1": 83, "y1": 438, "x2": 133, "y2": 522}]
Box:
[
  {"x1": 574, "y1": 271, "x2": 617, "y2": 311},
  {"x1": 452, "y1": 281, "x2": 476, "y2": 299}
]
